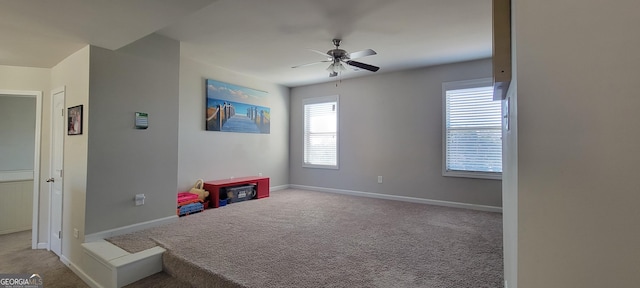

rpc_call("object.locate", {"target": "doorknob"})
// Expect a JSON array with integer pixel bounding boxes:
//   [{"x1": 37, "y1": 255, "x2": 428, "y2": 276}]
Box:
[{"x1": 46, "y1": 178, "x2": 55, "y2": 183}]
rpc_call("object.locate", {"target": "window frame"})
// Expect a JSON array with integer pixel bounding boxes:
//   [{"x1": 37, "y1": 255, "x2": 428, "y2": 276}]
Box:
[
  {"x1": 303, "y1": 95, "x2": 339, "y2": 169},
  {"x1": 442, "y1": 78, "x2": 502, "y2": 180}
]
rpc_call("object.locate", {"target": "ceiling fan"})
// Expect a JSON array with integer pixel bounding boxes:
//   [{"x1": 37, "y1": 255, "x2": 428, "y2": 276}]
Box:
[{"x1": 292, "y1": 39, "x2": 380, "y2": 77}]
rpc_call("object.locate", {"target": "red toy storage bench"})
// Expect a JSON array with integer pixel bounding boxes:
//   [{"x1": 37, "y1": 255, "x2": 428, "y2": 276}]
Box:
[{"x1": 203, "y1": 176, "x2": 269, "y2": 208}]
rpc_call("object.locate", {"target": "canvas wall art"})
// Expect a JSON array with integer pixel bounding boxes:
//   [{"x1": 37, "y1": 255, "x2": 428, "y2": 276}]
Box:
[{"x1": 205, "y1": 79, "x2": 270, "y2": 134}]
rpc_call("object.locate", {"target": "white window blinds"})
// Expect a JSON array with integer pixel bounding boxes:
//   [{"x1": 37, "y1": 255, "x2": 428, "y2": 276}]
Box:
[
  {"x1": 303, "y1": 95, "x2": 338, "y2": 168},
  {"x1": 444, "y1": 80, "x2": 502, "y2": 178}
]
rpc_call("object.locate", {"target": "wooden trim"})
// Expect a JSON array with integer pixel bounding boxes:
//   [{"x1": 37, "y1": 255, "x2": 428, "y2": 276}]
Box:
[
  {"x1": 493, "y1": 0, "x2": 512, "y2": 100},
  {"x1": 0, "y1": 170, "x2": 34, "y2": 182}
]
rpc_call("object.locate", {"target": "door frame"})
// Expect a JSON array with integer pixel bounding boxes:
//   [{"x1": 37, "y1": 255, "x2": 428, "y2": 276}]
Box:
[{"x1": 0, "y1": 89, "x2": 42, "y2": 249}]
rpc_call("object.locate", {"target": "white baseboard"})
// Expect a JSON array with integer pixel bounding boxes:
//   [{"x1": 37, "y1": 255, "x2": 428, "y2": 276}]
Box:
[
  {"x1": 270, "y1": 185, "x2": 289, "y2": 192},
  {"x1": 112, "y1": 246, "x2": 165, "y2": 287},
  {"x1": 81, "y1": 240, "x2": 165, "y2": 288},
  {"x1": 84, "y1": 215, "x2": 178, "y2": 243},
  {"x1": 0, "y1": 227, "x2": 31, "y2": 236},
  {"x1": 289, "y1": 185, "x2": 502, "y2": 213},
  {"x1": 37, "y1": 242, "x2": 48, "y2": 250},
  {"x1": 61, "y1": 254, "x2": 103, "y2": 288}
]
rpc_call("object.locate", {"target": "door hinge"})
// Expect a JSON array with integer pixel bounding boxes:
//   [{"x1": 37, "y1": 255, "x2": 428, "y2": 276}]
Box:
[
  {"x1": 60, "y1": 170, "x2": 63, "y2": 178},
  {"x1": 61, "y1": 108, "x2": 64, "y2": 117},
  {"x1": 58, "y1": 231, "x2": 62, "y2": 239}
]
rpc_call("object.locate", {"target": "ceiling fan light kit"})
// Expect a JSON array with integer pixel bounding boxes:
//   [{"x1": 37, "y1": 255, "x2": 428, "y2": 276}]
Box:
[{"x1": 293, "y1": 39, "x2": 380, "y2": 78}]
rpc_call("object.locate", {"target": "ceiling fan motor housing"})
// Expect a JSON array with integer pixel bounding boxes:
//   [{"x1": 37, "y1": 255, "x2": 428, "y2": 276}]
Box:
[
  {"x1": 328, "y1": 49, "x2": 348, "y2": 61},
  {"x1": 329, "y1": 39, "x2": 347, "y2": 60}
]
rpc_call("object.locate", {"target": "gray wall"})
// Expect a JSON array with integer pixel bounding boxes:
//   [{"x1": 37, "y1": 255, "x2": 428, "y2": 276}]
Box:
[
  {"x1": 507, "y1": 0, "x2": 640, "y2": 287},
  {"x1": 85, "y1": 35, "x2": 180, "y2": 234},
  {"x1": 0, "y1": 96, "x2": 36, "y2": 171},
  {"x1": 290, "y1": 59, "x2": 501, "y2": 207},
  {"x1": 177, "y1": 57, "x2": 289, "y2": 190}
]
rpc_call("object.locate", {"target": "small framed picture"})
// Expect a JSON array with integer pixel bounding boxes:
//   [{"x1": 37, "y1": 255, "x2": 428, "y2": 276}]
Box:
[{"x1": 67, "y1": 105, "x2": 83, "y2": 135}]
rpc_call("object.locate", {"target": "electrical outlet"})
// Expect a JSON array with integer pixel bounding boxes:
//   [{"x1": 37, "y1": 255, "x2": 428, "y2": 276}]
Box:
[
  {"x1": 73, "y1": 228, "x2": 79, "y2": 239},
  {"x1": 258, "y1": 172, "x2": 262, "y2": 176},
  {"x1": 135, "y1": 194, "x2": 145, "y2": 206},
  {"x1": 378, "y1": 176, "x2": 383, "y2": 183}
]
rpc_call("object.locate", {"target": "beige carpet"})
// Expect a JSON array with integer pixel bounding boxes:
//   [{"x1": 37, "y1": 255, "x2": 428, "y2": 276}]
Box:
[
  {"x1": 0, "y1": 230, "x2": 87, "y2": 288},
  {"x1": 0, "y1": 230, "x2": 190, "y2": 287},
  {"x1": 108, "y1": 189, "x2": 503, "y2": 288}
]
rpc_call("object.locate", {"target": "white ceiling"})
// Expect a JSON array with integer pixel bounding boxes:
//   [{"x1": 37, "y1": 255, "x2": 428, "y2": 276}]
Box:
[{"x1": 0, "y1": 0, "x2": 492, "y2": 87}]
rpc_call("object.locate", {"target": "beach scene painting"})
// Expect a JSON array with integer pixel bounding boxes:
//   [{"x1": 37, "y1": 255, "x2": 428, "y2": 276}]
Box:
[{"x1": 205, "y1": 79, "x2": 270, "y2": 134}]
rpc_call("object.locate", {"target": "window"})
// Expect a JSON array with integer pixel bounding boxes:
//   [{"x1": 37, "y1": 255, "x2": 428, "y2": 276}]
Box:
[
  {"x1": 303, "y1": 95, "x2": 339, "y2": 169},
  {"x1": 443, "y1": 79, "x2": 502, "y2": 179}
]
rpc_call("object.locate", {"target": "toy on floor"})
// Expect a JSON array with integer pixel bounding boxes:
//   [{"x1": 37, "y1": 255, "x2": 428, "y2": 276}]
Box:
[
  {"x1": 178, "y1": 202, "x2": 204, "y2": 216},
  {"x1": 177, "y1": 192, "x2": 198, "y2": 204},
  {"x1": 177, "y1": 192, "x2": 206, "y2": 216},
  {"x1": 189, "y1": 179, "x2": 210, "y2": 201}
]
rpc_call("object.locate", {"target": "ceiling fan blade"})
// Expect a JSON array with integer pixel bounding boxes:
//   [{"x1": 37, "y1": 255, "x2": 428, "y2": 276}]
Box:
[
  {"x1": 346, "y1": 60, "x2": 380, "y2": 72},
  {"x1": 309, "y1": 49, "x2": 331, "y2": 58},
  {"x1": 292, "y1": 60, "x2": 331, "y2": 68},
  {"x1": 348, "y1": 49, "x2": 377, "y2": 59}
]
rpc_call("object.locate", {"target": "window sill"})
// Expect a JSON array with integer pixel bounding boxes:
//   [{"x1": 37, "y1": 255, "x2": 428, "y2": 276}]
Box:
[
  {"x1": 303, "y1": 164, "x2": 339, "y2": 170},
  {"x1": 443, "y1": 170, "x2": 502, "y2": 180}
]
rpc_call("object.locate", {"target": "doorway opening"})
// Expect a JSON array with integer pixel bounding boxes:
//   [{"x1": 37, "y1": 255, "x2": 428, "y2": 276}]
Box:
[{"x1": 0, "y1": 90, "x2": 42, "y2": 249}]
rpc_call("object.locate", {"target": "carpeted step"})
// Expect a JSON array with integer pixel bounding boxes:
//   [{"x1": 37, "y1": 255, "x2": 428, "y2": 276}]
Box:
[
  {"x1": 124, "y1": 271, "x2": 193, "y2": 288},
  {"x1": 162, "y1": 250, "x2": 244, "y2": 288}
]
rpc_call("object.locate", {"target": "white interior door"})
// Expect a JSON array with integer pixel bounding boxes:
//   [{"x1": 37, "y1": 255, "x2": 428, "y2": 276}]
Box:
[{"x1": 49, "y1": 87, "x2": 65, "y2": 256}]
